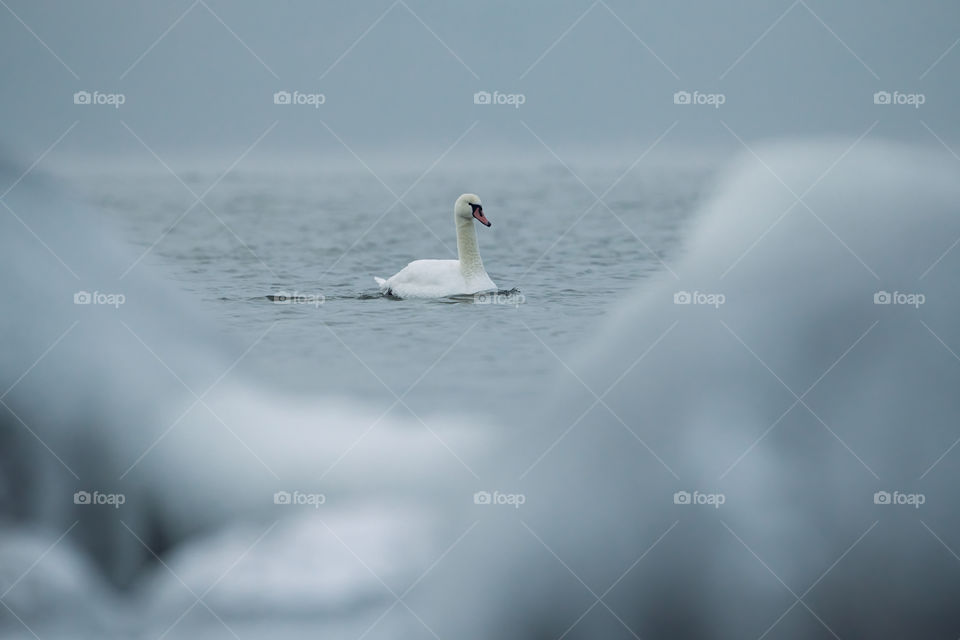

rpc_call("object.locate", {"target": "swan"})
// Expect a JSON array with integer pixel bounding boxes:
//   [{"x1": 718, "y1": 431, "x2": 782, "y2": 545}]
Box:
[{"x1": 374, "y1": 193, "x2": 496, "y2": 298}]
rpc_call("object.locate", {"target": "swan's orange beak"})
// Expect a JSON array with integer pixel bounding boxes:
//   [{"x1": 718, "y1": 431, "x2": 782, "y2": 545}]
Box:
[{"x1": 472, "y1": 206, "x2": 491, "y2": 227}]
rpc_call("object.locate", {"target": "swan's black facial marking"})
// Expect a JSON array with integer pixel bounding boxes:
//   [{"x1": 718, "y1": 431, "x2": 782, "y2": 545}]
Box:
[{"x1": 470, "y1": 203, "x2": 482, "y2": 213}]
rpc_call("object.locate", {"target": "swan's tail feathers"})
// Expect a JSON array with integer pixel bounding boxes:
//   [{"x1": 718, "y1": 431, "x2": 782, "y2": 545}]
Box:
[{"x1": 374, "y1": 276, "x2": 387, "y2": 291}]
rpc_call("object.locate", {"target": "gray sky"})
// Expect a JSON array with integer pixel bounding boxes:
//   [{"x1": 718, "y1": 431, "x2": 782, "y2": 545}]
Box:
[{"x1": 2, "y1": 0, "x2": 958, "y2": 169}]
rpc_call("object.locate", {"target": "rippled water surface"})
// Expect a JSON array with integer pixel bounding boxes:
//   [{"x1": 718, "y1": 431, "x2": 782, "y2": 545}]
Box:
[{"x1": 84, "y1": 164, "x2": 710, "y2": 416}]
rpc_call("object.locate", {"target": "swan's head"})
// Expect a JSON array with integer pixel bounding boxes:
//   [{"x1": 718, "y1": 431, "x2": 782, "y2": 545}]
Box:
[{"x1": 455, "y1": 193, "x2": 491, "y2": 227}]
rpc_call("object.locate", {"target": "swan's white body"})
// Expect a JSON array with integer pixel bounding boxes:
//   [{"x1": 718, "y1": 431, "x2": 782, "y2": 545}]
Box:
[{"x1": 375, "y1": 193, "x2": 496, "y2": 298}]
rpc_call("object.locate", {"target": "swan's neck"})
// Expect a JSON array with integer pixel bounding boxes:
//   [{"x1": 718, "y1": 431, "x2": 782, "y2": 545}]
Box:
[{"x1": 455, "y1": 216, "x2": 485, "y2": 278}]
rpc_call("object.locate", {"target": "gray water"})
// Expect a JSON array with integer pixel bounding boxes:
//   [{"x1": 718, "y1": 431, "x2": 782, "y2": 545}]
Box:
[
  {"x1": 8, "y1": 143, "x2": 960, "y2": 639},
  {"x1": 3, "y1": 163, "x2": 712, "y2": 639},
  {"x1": 84, "y1": 165, "x2": 708, "y2": 416}
]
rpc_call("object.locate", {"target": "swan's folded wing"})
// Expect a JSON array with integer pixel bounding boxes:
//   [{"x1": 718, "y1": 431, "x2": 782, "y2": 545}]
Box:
[{"x1": 379, "y1": 259, "x2": 465, "y2": 298}]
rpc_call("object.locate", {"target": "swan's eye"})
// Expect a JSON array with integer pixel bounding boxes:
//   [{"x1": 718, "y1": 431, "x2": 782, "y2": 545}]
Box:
[{"x1": 470, "y1": 203, "x2": 482, "y2": 212}]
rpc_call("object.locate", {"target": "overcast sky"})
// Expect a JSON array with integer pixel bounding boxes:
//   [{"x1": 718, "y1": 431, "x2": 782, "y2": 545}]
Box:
[{"x1": 2, "y1": 0, "x2": 958, "y2": 169}]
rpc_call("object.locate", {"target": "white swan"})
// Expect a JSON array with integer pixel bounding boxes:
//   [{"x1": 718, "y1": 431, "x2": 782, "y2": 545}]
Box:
[{"x1": 374, "y1": 193, "x2": 496, "y2": 298}]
